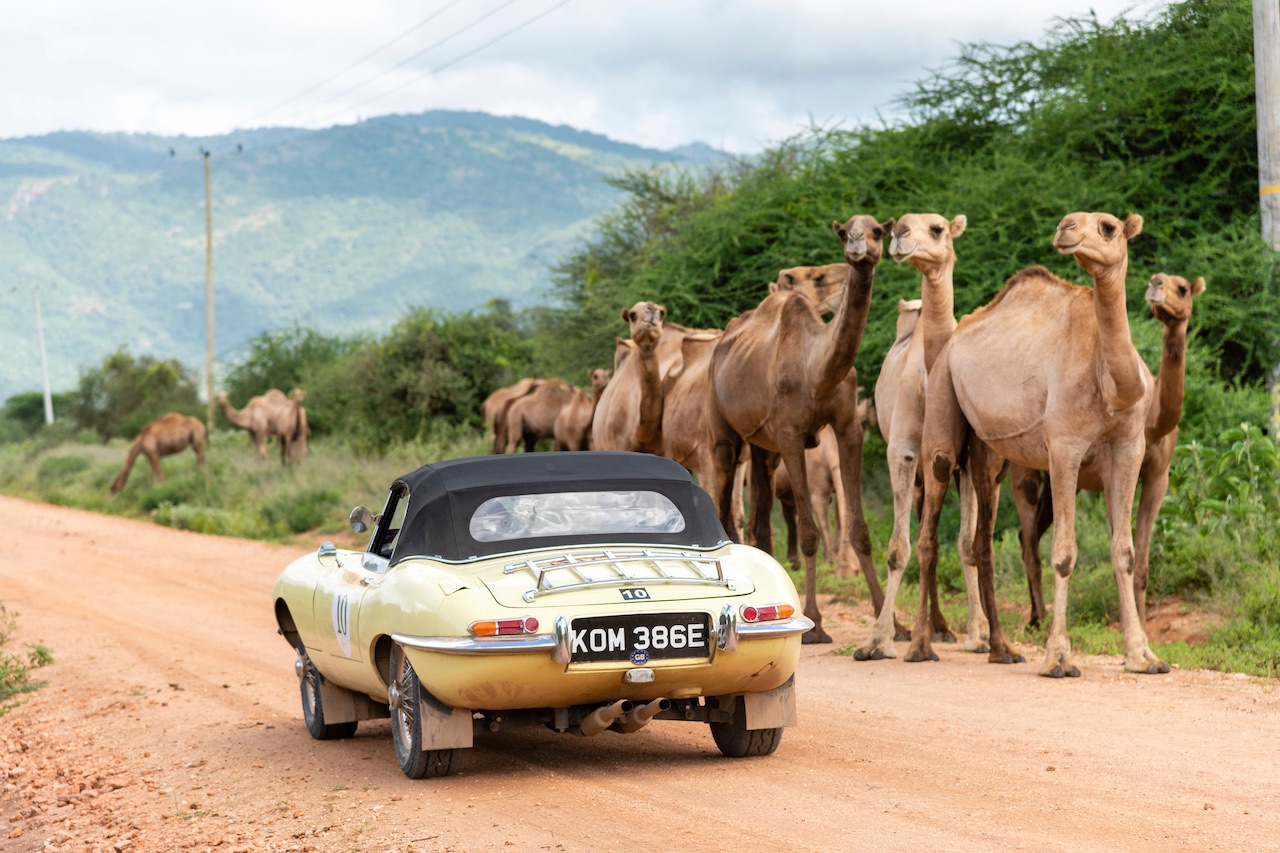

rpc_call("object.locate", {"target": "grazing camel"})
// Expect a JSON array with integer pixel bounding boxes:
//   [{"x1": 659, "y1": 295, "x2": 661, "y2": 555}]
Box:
[
  {"x1": 110, "y1": 413, "x2": 207, "y2": 494},
  {"x1": 552, "y1": 368, "x2": 612, "y2": 451},
  {"x1": 1012, "y1": 272, "x2": 1205, "y2": 627},
  {"x1": 916, "y1": 211, "x2": 1168, "y2": 677},
  {"x1": 707, "y1": 214, "x2": 892, "y2": 643},
  {"x1": 857, "y1": 213, "x2": 989, "y2": 662},
  {"x1": 217, "y1": 389, "x2": 307, "y2": 466},
  {"x1": 504, "y1": 379, "x2": 574, "y2": 453},
  {"x1": 483, "y1": 378, "x2": 542, "y2": 455}
]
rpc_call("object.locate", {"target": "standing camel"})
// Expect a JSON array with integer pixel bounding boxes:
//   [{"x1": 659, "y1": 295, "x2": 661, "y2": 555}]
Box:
[
  {"x1": 915, "y1": 211, "x2": 1168, "y2": 677},
  {"x1": 110, "y1": 413, "x2": 206, "y2": 494},
  {"x1": 1012, "y1": 272, "x2": 1205, "y2": 627},
  {"x1": 591, "y1": 302, "x2": 697, "y2": 453},
  {"x1": 707, "y1": 214, "x2": 892, "y2": 643},
  {"x1": 553, "y1": 368, "x2": 611, "y2": 451},
  {"x1": 217, "y1": 389, "x2": 307, "y2": 466},
  {"x1": 483, "y1": 378, "x2": 542, "y2": 455},
  {"x1": 502, "y1": 379, "x2": 574, "y2": 453},
  {"x1": 856, "y1": 213, "x2": 988, "y2": 661}
]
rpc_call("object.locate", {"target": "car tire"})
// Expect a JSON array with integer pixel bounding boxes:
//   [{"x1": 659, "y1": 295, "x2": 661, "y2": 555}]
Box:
[
  {"x1": 299, "y1": 652, "x2": 358, "y2": 740},
  {"x1": 710, "y1": 695, "x2": 783, "y2": 758},
  {"x1": 390, "y1": 645, "x2": 463, "y2": 779}
]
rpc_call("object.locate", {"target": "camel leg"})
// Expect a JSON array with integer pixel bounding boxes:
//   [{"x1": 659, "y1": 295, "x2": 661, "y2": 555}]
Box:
[
  {"x1": 1042, "y1": 442, "x2": 1088, "y2": 678},
  {"x1": 968, "y1": 443, "x2": 1021, "y2": 664},
  {"x1": 779, "y1": 493, "x2": 801, "y2": 573},
  {"x1": 252, "y1": 431, "x2": 267, "y2": 462},
  {"x1": 146, "y1": 451, "x2": 164, "y2": 484},
  {"x1": 777, "y1": 439, "x2": 830, "y2": 645},
  {"x1": 707, "y1": 411, "x2": 744, "y2": 542},
  {"x1": 194, "y1": 440, "x2": 206, "y2": 470},
  {"x1": 1132, "y1": 460, "x2": 1168, "y2": 626},
  {"x1": 110, "y1": 442, "x2": 143, "y2": 495},
  {"x1": 1011, "y1": 466, "x2": 1049, "y2": 629},
  {"x1": 904, "y1": 451, "x2": 946, "y2": 663},
  {"x1": 1106, "y1": 443, "x2": 1169, "y2": 675},
  {"x1": 954, "y1": 469, "x2": 990, "y2": 652},
  {"x1": 747, "y1": 445, "x2": 775, "y2": 559}
]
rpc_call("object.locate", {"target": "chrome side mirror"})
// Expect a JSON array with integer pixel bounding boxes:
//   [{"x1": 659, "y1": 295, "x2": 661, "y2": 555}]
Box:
[
  {"x1": 317, "y1": 541, "x2": 342, "y2": 568},
  {"x1": 350, "y1": 505, "x2": 374, "y2": 534}
]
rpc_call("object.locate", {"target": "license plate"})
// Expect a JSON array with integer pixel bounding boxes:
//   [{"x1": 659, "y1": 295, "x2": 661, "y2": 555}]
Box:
[{"x1": 570, "y1": 612, "x2": 711, "y2": 664}]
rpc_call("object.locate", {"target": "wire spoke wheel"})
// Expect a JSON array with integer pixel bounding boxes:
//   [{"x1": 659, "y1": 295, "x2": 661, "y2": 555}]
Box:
[
  {"x1": 298, "y1": 651, "x2": 357, "y2": 741},
  {"x1": 389, "y1": 645, "x2": 462, "y2": 778}
]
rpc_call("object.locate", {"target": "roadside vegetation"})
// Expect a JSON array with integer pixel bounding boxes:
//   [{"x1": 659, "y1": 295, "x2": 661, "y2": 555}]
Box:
[
  {"x1": 0, "y1": 604, "x2": 54, "y2": 714},
  {"x1": 1, "y1": 0, "x2": 1276, "y2": 678}
]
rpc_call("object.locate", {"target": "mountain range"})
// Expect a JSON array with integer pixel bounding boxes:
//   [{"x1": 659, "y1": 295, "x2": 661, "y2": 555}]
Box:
[{"x1": 0, "y1": 111, "x2": 723, "y2": 402}]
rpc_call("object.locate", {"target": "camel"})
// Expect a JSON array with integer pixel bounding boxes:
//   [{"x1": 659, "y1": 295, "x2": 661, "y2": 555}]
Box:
[
  {"x1": 288, "y1": 388, "x2": 310, "y2": 464},
  {"x1": 482, "y1": 378, "x2": 542, "y2": 455},
  {"x1": 217, "y1": 388, "x2": 307, "y2": 466},
  {"x1": 591, "y1": 302, "x2": 697, "y2": 454},
  {"x1": 503, "y1": 379, "x2": 574, "y2": 453},
  {"x1": 707, "y1": 214, "x2": 892, "y2": 643},
  {"x1": 110, "y1": 413, "x2": 207, "y2": 494},
  {"x1": 856, "y1": 213, "x2": 989, "y2": 662},
  {"x1": 552, "y1": 368, "x2": 612, "y2": 451},
  {"x1": 915, "y1": 211, "x2": 1168, "y2": 678},
  {"x1": 1012, "y1": 272, "x2": 1205, "y2": 627}
]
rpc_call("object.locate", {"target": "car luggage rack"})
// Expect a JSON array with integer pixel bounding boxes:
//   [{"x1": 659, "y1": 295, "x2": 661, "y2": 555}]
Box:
[{"x1": 504, "y1": 548, "x2": 733, "y2": 602}]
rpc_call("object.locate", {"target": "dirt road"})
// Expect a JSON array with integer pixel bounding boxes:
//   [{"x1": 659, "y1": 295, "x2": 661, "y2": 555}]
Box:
[{"x1": 1, "y1": 494, "x2": 1277, "y2": 852}]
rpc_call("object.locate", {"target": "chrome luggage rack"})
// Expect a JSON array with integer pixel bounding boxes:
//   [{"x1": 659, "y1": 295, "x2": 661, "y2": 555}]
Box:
[{"x1": 503, "y1": 548, "x2": 734, "y2": 602}]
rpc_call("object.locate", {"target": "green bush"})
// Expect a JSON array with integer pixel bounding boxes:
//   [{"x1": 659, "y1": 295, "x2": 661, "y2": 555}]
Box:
[{"x1": 37, "y1": 454, "x2": 91, "y2": 482}]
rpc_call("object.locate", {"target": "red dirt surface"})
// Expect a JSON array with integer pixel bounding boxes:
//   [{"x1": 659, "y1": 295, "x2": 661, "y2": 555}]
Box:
[{"x1": 1, "y1": 494, "x2": 1277, "y2": 852}]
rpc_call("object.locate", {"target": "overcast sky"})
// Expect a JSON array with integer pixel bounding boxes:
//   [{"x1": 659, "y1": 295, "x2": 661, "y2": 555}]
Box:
[{"x1": 2, "y1": 0, "x2": 1168, "y2": 154}]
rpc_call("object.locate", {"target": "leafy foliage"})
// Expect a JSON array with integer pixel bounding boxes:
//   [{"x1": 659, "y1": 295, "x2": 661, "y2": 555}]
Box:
[{"x1": 68, "y1": 348, "x2": 203, "y2": 441}]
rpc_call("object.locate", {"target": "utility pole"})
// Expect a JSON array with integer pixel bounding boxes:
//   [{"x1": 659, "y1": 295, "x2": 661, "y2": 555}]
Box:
[
  {"x1": 1258, "y1": 0, "x2": 1280, "y2": 434},
  {"x1": 34, "y1": 285, "x2": 54, "y2": 425},
  {"x1": 202, "y1": 147, "x2": 215, "y2": 432}
]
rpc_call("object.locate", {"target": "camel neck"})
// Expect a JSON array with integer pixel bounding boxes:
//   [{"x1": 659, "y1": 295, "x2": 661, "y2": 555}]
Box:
[
  {"x1": 1090, "y1": 258, "x2": 1147, "y2": 411},
  {"x1": 1146, "y1": 318, "x2": 1188, "y2": 442},
  {"x1": 814, "y1": 258, "x2": 875, "y2": 395},
  {"x1": 919, "y1": 258, "x2": 958, "y2": 371},
  {"x1": 635, "y1": 344, "x2": 662, "y2": 449}
]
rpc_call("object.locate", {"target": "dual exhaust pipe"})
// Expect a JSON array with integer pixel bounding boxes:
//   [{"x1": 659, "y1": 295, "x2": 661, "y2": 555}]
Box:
[{"x1": 578, "y1": 698, "x2": 672, "y2": 736}]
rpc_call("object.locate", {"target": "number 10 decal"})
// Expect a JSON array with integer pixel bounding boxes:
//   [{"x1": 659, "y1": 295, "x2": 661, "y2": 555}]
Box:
[
  {"x1": 620, "y1": 588, "x2": 650, "y2": 601},
  {"x1": 332, "y1": 591, "x2": 352, "y2": 656}
]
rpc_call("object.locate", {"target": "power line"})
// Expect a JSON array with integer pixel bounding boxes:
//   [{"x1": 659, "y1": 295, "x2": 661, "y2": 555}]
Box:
[
  {"x1": 313, "y1": 0, "x2": 573, "y2": 128},
  {"x1": 241, "y1": 0, "x2": 469, "y2": 127},
  {"x1": 277, "y1": 0, "x2": 526, "y2": 127}
]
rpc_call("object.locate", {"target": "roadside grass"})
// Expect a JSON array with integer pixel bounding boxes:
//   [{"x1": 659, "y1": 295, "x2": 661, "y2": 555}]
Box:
[
  {"x1": 0, "y1": 603, "x2": 54, "y2": 714},
  {"x1": 0, "y1": 422, "x2": 1275, "y2": 679}
]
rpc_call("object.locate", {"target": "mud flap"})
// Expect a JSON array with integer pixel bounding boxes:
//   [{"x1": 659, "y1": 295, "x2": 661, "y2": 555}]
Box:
[
  {"x1": 742, "y1": 675, "x2": 796, "y2": 730},
  {"x1": 318, "y1": 679, "x2": 390, "y2": 725},
  {"x1": 418, "y1": 688, "x2": 473, "y2": 750}
]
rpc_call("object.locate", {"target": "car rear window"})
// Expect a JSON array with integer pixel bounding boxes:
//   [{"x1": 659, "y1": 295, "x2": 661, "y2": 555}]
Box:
[{"x1": 469, "y1": 490, "x2": 687, "y2": 542}]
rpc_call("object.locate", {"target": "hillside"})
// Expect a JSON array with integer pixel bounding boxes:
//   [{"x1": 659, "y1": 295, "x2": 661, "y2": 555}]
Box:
[{"x1": 0, "y1": 111, "x2": 724, "y2": 401}]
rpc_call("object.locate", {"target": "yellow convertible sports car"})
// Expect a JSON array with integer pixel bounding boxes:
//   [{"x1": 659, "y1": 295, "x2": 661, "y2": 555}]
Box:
[{"x1": 273, "y1": 451, "x2": 813, "y2": 778}]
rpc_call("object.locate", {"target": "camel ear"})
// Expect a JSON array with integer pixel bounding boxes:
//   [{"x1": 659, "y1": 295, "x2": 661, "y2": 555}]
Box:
[
  {"x1": 656, "y1": 305, "x2": 667, "y2": 322},
  {"x1": 1192, "y1": 276, "x2": 1206, "y2": 296},
  {"x1": 621, "y1": 307, "x2": 631, "y2": 323},
  {"x1": 1123, "y1": 213, "x2": 1144, "y2": 239},
  {"x1": 768, "y1": 281, "x2": 780, "y2": 294},
  {"x1": 949, "y1": 215, "x2": 967, "y2": 238},
  {"x1": 880, "y1": 218, "x2": 895, "y2": 236},
  {"x1": 832, "y1": 220, "x2": 847, "y2": 240}
]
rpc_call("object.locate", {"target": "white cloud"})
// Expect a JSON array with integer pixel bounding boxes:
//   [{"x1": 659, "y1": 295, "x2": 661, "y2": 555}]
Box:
[{"x1": 0, "y1": 0, "x2": 1169, "y2": 152}]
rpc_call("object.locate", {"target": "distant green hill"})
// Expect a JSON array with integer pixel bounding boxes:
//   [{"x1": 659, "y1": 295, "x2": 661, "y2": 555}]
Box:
[{"x1": 0, "y1": 111, "x2": 723, "y2": 402}]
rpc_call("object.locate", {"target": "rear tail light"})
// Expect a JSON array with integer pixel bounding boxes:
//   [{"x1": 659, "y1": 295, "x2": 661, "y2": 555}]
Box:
[
  {"x1": 469, "y1": 616, "x2": 540, "y2": 636},
  {"x1": 740, "y1": 603, "x2": 795, "y2": 623}
]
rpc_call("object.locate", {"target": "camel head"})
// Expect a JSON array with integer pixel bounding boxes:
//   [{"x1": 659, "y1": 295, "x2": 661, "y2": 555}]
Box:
[
  {"x1": 588, "y1": 368, "x2": 612, "y2": 392},
  {"x1": 1052, "y1": 211, "x2": 1143, "y2": 270},
  {"x1": 831, "y1": 215, "x2": 893, "y2": 265},
  {"x1": 770, "y1": 263, "x2": 850, "y2": 314},
  {"x1": 216, "y1": 391, "x2": 230, "y2": 404},
  {"x1": 890, "y1": 213, "x2": 966, "y2": 270},
  {"x1": 289, "y1": 388, "x2": 307, "y2": 403},
  {"x1": 1145, "y1": 273, "x2": 1205, "y2": 326},
  {"x1": 621, "y1": 301, "x2": 666, "y2": 350}
]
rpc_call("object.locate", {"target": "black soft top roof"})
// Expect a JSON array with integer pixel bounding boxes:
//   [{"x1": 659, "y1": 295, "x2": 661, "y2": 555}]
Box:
[{"x1": 390, "y1": 452, "x2": 729, "y2": 562}]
